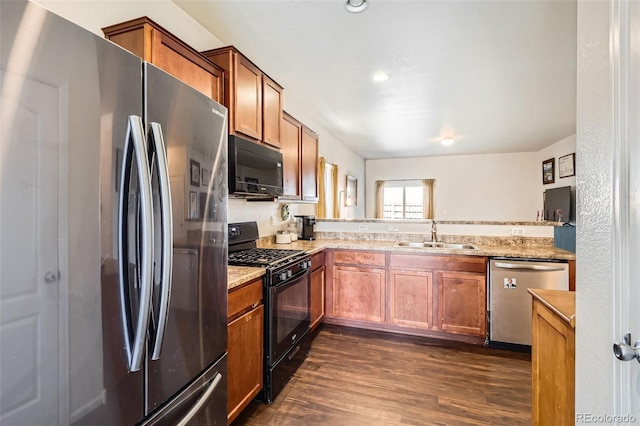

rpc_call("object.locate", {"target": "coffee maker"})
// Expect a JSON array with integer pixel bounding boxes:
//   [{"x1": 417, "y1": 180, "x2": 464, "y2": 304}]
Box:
[{"x1": 295, "y1": 215, "x2": 316, "y2": 240}]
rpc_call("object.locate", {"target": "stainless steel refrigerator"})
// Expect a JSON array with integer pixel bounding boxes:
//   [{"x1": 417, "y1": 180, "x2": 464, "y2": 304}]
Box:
[{"x1": 0, "y1": 1, "x2": 228, "y2": 425}]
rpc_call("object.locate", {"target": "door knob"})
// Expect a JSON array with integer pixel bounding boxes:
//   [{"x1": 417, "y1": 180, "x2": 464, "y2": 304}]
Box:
[
  {"x1": 613, "y1": 333, "x2": 640, "y2": 363},
  {"x1": 44, "y1": 271, "x2": 59, "y2": 283}
]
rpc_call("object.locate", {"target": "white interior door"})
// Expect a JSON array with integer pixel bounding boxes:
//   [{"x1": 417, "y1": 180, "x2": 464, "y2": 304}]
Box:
[
  {"x1": 0, "y1": 70, "x2": 61, "y2": 425},
  {"x1": 616, "y1": 0, "x2": 640, "y2": 416}
]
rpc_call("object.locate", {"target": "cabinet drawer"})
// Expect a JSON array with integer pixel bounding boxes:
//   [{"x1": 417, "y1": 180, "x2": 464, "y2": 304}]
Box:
[
  {"x1": 332, "y1": 250, "x2": 386, "y2": 267},
  {"x1": 390, "y1": 254, "x2": 486, "y2": 273},
  {"x1": 228, "y1": 278, "x2": 263, "y2": 321},
  {"x1": 311, "y1": 251, "x2": 325, "y2": 271}
]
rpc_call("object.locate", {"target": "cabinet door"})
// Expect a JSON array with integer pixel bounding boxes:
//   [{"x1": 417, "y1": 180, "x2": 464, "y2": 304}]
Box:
[
  {"x1": 234, "y1": 54, "x2": 262, "y2": 140},
  {"x1": 227, "y1": 304, "x2": 264, "y2": 423},
  {"x1": 262, "y1": 76, "x2": 283, "y2": 148},
  {"x1": 333, "y1": 266, "x2": 385, "y2": 323},
  {"x1": 281, "y1": 113, "x2": 301, "y2": 198},
  {"x1": 301, "y1": 126, "x2": 319, "y2": 201},
  {"x1": 310, "y1": 266, "x2": 325, "y2": 330},
  {"x1": 437, "y1": 272, "x2": 486, "y2": 336},
  {"x1": 389, "y1": 270, "x2": 432, "y2": 330}
]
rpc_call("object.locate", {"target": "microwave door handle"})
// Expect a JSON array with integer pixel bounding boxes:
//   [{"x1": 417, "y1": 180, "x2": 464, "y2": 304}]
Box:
[
  {"x1": 149, "y1": 122, "x2": 173, "y2": 360},
  {"x1": 119, "y1": 115, "x2": 154, "y2": 372}
]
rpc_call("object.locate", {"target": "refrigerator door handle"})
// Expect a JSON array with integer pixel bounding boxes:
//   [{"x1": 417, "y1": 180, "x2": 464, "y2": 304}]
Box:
[
  {"x1": 493, "y1": 262, "x2": 566, "y2": 272},
  {"x1": 118, "y1": 115, "x2": 154, "y2": 372},
  {"x1": 175, "y1": 373, "x2": 223, "y2": 426},
  {"x1": 149, "y1": 122, "x2": 173, "y2": 360}
]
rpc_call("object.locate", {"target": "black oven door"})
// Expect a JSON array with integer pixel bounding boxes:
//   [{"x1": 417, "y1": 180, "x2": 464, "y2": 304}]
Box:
[{"x1": 266, "y1": 269, "x2": 310, "y2": 365}]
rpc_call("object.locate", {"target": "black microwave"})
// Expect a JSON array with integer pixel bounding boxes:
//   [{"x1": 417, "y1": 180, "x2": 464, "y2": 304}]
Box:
[{"x1": 228, "y1": 135, "x2": 284, "y2": 198}]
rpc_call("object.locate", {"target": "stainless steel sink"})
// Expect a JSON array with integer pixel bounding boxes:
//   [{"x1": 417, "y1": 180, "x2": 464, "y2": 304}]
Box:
[{"x1": 393, "y1": 241, "x2": 478, "y2": 250}]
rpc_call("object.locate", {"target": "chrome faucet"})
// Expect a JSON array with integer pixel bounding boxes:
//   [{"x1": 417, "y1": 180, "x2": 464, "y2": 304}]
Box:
[{"x1": 431, "y1": 221, "x2": 437, "y2": 242}]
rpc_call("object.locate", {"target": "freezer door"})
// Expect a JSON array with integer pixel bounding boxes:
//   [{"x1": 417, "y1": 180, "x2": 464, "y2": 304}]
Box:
[
  {"x1": 489, "y1": 259, "x2": 569, "y2": 345},
  {"x1": 1, "y1": 2, "x2": 147, "y2": 425},
  {"x1": 144, "y1": 63, "x2": 229, "y2": 414},
  {"x1": 142, "y1": 354, "x2": 227, "y2": 426}
]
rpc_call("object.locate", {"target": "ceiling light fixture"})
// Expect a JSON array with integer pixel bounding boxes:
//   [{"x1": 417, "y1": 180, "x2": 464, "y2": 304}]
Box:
[
  {"x1": 345, "y1": 0, "x2": 369, "y2": 13},
  {"x1": 441, "y1": 137, "x2": 455, "y2": 146},
  {"x1": 373, "y1": 72, "x2": 388, "y2": 82}
]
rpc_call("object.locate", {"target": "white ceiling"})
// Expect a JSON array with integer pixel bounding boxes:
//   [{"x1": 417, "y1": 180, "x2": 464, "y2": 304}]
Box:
[{"x1": 174, "y1": 0, "x2": 577, "y2": 160}]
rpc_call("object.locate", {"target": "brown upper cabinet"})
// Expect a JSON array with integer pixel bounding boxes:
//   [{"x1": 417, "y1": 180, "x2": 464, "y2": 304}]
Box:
[
  {"x1": 102, "y1": 17, "x2": 223, "y2": 103},
  {"x1": 280, "y1": 112, "x2": 319, "y2": 201},
  {"x1": 281, "y1": 112, "x2": 302, "y2": 198},
  {"x1": 301, "y1": 126, "x2": 319, "y2": 201},
  {"x1": 202, "y1": 46, "x2": 283, "y2": 148}
]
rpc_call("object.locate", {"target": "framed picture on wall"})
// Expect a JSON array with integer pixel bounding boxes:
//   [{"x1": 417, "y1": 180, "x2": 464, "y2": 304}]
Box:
[
  {"x1": 542, "y1": 158, "x2": 555, "y2": 185},
  {"x1": 190, "y1": 160, "x2": 200, "y2": 187},
  {"x1": 345, "y1": 175, "x2": 357, "y2": 206},
  {"x1": 188, "y1": 191, "x2": 198, "y2": 219},
  {"x1": 201, "y1": 168, "x2": 210, "y2": 187},
  {"x1": 558, "y1": 153, "x2": 575, "y2": 178}
]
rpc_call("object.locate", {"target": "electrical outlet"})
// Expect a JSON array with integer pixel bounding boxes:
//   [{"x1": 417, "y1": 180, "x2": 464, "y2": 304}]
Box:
[
  {"x1": 511, "y1": 227, "x2": 525, "y2": 236},
  {"x1": 358, "y1": 225, "x2": 368, "y2": 231}
]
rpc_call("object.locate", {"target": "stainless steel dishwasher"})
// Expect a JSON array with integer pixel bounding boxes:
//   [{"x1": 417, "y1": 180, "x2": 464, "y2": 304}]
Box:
[{"x1": 489, "y1": 258, "x2": 569, "y2": 347}]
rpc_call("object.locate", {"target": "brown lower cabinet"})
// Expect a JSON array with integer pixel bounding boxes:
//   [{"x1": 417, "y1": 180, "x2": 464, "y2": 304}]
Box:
[
  {"x1": 310, "y1": 251, "x2": 326, "y2": 331},
  {"x1": 325, "y1": 249, "x2": 488, "y2": 343},
  {"x1": 389, "y1": 269, "x2": 432, "y2": 330},
  {"x1": 227, "y1": 278, "x2": 264, "y2": 424},
  {"x1": 530, "y1": 289, "x2": 575, "y2": 426},
  {"x1": 437, "y1": 271, "x2": 486, "y2": 336}
]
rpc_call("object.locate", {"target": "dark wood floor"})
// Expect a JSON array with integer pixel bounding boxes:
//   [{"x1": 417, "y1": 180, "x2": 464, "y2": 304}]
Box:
[{"x1": 234, "y1": 325, "x2": 532, "y2": 426}]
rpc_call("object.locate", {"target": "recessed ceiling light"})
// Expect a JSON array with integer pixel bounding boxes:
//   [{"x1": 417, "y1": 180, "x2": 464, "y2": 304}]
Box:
[
  {"x1": 441, "y1": 137, "x2": 455, "y2": 146},
  {"x1": 373, "y1": 72, "x2": 388, "y2": 82},
  {"x1": 345, "y1": 0, "x2": 369, "y2": 13}
]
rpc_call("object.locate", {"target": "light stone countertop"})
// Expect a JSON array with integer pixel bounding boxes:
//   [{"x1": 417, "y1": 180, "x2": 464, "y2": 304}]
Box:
[
  {"x1": 227, "y1": 239, "x2": 575, "y2": 290},
  {"x1": 228, "y1": 266, "x2": 265, "y2": 291}
]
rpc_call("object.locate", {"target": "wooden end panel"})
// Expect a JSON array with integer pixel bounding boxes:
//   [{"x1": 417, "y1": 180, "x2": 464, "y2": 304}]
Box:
[
  {"x1": 531, "y1": 300, "x2": 575, "y2": 425},
  {"x1": 311, "y1": 251, "x2": 326, "y2": 271},
  {"x1": 105, "y1": 27, "x2": 147, "y2": 59},
  {"x1": 568, "y1": 259, "x2": 575, "y2": 291},
  {"x1": 332, "y1": 250, "x2": 386, "y2": 267},
  {"x1": 228, "y1": 278, "x2": 263, "y2": 321},
  {"x1": 390, "y1": 253, "x2": 486, "y2": 274}
]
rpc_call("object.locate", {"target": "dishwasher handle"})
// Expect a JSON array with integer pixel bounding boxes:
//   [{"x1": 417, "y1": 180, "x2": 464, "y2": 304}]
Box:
[{"x1": 493, "y1": 262, "x2": 567, "y2": 272}]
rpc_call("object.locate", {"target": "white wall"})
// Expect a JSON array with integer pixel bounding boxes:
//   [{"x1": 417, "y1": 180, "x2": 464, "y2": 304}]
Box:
[
  {"x1": 36, "y1": 0, "x2": 366, "y2": 232},
  {"x1": 537, "y1": 134, "x2": 577, "y2": 192},
  {"x1": 366, "y1": 152, "x2": 539, "y2": 221},
  {"x1": 365, "y1": 135, "x2": 577, "y2": 221},
  {"x1": 34, "y1": 0, "x2": 224, "y2": 50}
]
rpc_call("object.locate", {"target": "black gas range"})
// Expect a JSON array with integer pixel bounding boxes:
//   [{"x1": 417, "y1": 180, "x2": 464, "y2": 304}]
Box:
[{"x1": 228, "y1": 222, "x2": 311, "y2": 404}]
